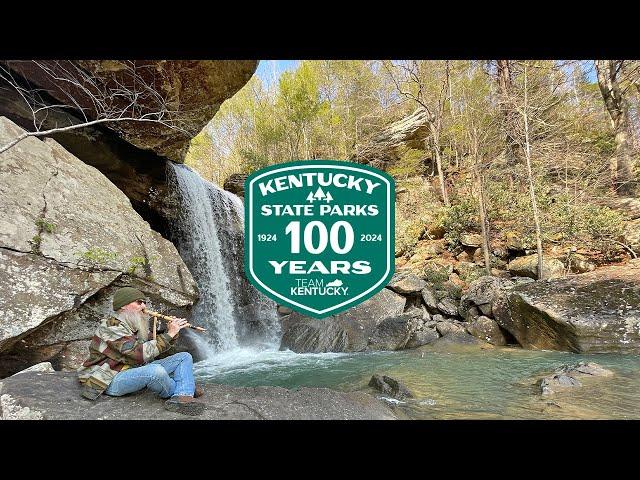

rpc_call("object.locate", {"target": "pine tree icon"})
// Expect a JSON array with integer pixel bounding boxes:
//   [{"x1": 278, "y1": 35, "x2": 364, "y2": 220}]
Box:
[{"x1": 306, "y1": 188, "x2": 333, "y2": 203}]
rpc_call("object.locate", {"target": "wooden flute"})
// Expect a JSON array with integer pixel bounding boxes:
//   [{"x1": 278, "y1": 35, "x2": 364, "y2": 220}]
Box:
[{"x1": 143, "y1": 308, "x2": 207, "y2": 332}]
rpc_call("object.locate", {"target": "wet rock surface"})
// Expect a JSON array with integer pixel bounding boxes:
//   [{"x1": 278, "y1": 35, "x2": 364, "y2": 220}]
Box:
[
  {"x1": 368, "y1": 374, "x2": 414, "y2": 400},
  {"x1": 279, "y1": 288, "x2": 406, "y2": 353},
  {"x1": 367, "y1": 315, "x2": 420, "y2": 351},
  {"x1": 493, "y1": 265, "x2": 640, "y2": 353},
  {"x1": 0, "y1": 371, "x2": 397, "y2": 420},
  {"x1": 536, "y1": 362, "x2": 614, "y2": 395}
]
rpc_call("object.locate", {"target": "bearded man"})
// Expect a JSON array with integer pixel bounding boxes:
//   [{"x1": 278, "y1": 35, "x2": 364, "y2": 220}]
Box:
[{"x1": 77, "y1": 287, "x2": 205, "y2": 416}]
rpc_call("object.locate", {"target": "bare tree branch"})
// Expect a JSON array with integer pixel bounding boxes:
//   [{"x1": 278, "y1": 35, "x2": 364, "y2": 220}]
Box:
[{"x1": 0, "y1": 60, "x2": 196, "y2": 156}]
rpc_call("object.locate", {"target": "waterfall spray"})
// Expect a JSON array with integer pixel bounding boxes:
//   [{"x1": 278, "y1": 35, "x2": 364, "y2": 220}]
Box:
[{"x1": 167, "y1": 163, "x2": 279, "y2": 355}]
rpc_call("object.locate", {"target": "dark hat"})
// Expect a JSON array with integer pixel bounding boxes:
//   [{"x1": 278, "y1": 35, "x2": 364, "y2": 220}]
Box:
[{"x1": 112, "y1": 287, "x2": 146, "y2": 311}]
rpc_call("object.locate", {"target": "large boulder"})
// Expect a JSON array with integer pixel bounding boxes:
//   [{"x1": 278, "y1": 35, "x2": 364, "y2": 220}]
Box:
[
  {"x1": 507, "y1": 254, "x2": 565, "y2": 279},
  {"x1": 352, "y1": 108, "x2": 430, "y2": 169},
  {"x1": 0, "y1": 61, "x2": 257, "y2": 238},
  {"x1": 2, "y1": 60, "x2": 257, "y2": 163},
  {"x1": 435, "y1": 321, "x2": 465, "y2": 337},
  {"x1": 427, "y1": 329, "x2": 493, "y2": 350},
  {"x1": 405, "y1": 327, "x2": 440, "y2": 349},
  {"x1": 279, "y1": 288, "x2": 406, "y2": 353},
  {"x1": 223, "y1": 173, "x2": 248, "y2": 197},
  {"x1": 0, "y1": 371, "x2": 397, "y2": 420},
  {"x1": 436, "y1": 297, "x2": 460, "y2": 317},
  {"x1": 387, "y1": 271, "x2": 427, "y2": 295},
  {"x1": 493, "y1": 265, "x2": 640, "y2": 353},
  {"x1": 505, "y1": 231, "x2": 531, "y2": 252},
  {"x1": 0, "y1": 117, "x2": 197, "y2": 375},
  {"x1": 566, "y1": 253, "x2": 596, "y2": 274},
  {"x1": 465, "y1": 316, "x2": 509, "y2": 346},
  {"x1": 623, "y1": 219, "x2": 640, "y2": 255},
  {"x1": 459, "y1": 275, "x2": 534, "y2": 321},
  {"x1": 459, "y1": 233, "x2": 483, "y2": 248},
  {"x1": 367, "y1": 315, "x2": 420, "y2": 351}
]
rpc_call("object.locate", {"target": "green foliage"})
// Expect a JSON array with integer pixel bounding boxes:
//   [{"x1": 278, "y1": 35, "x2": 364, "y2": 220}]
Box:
[
  {"x1": 395, "y1": 218, "x2": 426, "y2": 257},
  {"x1": 586, "y1": 130, "x2": 616, "y2": 156},
  {"x1": 489, "y1": 177, "x2": 626, "y2": 244},
  {"x1": 240, "y1": 149, "x2": 271, "y2": 174},
  {"x1": 277, "y1": 62, "x2": 329, "y2": 127},
  {"x1": 201, "y1": 60, "x2": 396, "y2": 184},
  {"x1": 422, "y1": 262, "x2": 451, "y2": 288},
  {"x1": 127, "y1": 256, "x2": 148, "y2": 275},
  {"x1": 433, "y1": 199, "x2": 479, "y2": 248},
  {"x1": 458, "y1": 266, "x2": 485, "y2": 284},
  {"x1": 30, "y1": 235, "x2": 42, "y2": 253},
  {"x1": 388, "y1": 148, "x2": 426, "y2": 179},
  {"x1": 35, "y1": 218, "x2": 56, "y2": 234},
  {"x1": 394, "y1": 177, "x2": 441, "y2": 258},
  {"x1": 444, "y1": 282, "x2": 463, "y2": 300},
  {"x1": 185, "y1": 59, "x2": 633, "y2": 265},
  {"x1": 78, "y1": 248, "x2": 118, "y2": 265},
  {"x1": 185, "y1": 130, "x2": 215, "y2": 179},
  {"x1": 543, "y1": 197, "x2": 625, "y2": 241}
]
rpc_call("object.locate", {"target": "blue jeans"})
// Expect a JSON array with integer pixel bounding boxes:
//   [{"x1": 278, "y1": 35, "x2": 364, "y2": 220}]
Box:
[{"x1": 105, "y1": 352, "x2": 195, "y2": 399}]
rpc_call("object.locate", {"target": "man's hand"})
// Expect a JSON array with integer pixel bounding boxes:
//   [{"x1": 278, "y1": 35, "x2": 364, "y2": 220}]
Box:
[{"x1": 167, "y1": 317, "x2": 190, "y2": 338}]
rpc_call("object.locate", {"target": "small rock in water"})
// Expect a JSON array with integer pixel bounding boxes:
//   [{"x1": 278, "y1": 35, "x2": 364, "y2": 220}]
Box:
[
  {"x1": 277, "y1": 305, "x2": 293, "y2": 316},
  {"x1": 369, "y1": 374, "x2": 414, "y2": 400},
  {"x1": 567, "y1": 361, "x2": 614, "y2": 377},
  {"x1": 539, "y1": 374, "x2": 581, "y2": 395},
  {"x1": 537, "y1": 362, "x2": 613, "y2": 395}
]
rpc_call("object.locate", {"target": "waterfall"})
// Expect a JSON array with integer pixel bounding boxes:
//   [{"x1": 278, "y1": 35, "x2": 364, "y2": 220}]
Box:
[{"x1": 166, "y1": 163, "x2": 279, "y2": 355}]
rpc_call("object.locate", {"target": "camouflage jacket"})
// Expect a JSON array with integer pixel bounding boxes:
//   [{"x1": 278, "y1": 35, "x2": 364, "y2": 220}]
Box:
[{"x1": 77, "y1": 316, "x2": 175, "y2": 397}]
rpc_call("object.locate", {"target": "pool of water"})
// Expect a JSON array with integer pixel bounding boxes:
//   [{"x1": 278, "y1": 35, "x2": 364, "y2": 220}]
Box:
[{"x1": 193, "y1": 345, "x2": 640, "y2": 419}]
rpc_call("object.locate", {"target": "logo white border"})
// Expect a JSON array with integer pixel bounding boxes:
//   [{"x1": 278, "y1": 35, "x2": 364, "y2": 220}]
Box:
[{"x1": 248, "y1": 164, "x2": 392, "y2": 316}]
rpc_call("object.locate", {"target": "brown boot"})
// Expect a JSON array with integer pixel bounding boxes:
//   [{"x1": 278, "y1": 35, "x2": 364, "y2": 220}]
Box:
[
  {"x1": 194, "y1": 384, "x2": 204, "y2": 398},
  {"x1": 164, "y1": 395, "x2": 206, "y2": 416}
]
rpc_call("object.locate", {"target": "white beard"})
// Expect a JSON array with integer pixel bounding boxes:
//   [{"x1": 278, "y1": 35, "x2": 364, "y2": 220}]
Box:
[{"x1": 116, "y1": 310, "x2": 151, "y2": 341}]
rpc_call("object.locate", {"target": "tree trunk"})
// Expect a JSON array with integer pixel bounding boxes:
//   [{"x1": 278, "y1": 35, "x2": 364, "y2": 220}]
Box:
[
  {"x1": 522, "y1": 65, "x2": 545, "y2": 280},
  {"x1": 595, "y1": 60, "x2": 637, "y2": 196},
  {"x1": 430, "y1": 123, "x2": 449, "y2": 206},
  {"x1": 496, "y1": 59, "x2": 519, "y2": 184},
  {"x1": 479, "y1": 172, "x2": 491, "y2": 275},
  {"x1": 472, "y1": 129, "x2": 492, "y2": 275}
]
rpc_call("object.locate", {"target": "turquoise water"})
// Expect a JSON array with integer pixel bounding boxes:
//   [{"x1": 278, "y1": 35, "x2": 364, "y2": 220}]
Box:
[{"x1": 193, "y1": 345, "x2": 640, "y2": 419}]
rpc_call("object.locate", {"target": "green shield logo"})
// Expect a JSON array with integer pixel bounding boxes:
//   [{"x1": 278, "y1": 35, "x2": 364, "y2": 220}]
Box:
[{"x1": 244, "y1": 160, "x2": 395, "y2": 319}]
